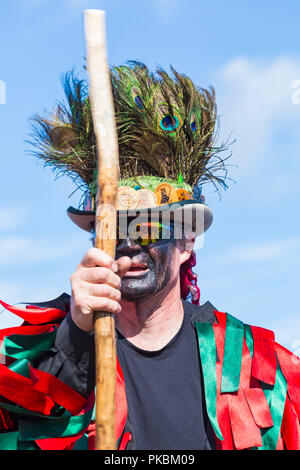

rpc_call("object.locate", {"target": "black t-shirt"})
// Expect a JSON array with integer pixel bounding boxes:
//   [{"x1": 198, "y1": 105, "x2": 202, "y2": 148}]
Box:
[{"x1": 116, "y1": 304, "x2": 215, "y2": 450}]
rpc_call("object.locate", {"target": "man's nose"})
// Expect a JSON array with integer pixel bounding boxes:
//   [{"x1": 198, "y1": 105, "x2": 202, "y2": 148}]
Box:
[{"x1": 116, "y1": 237, "x2": 142, "y2": 256}]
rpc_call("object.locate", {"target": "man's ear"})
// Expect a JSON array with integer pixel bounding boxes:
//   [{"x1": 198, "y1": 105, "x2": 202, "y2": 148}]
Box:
[
  {"x1": 178, "y1": 234, "x2": 195, "y2": 266},
  {"x1": 180, "y1": 249, "x2": 192, "y2": 266}
]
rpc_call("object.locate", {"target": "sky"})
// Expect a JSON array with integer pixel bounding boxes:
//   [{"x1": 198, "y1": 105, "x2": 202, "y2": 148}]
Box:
[{"x1": 0, "y1": 0, "x2": 299, "y2": 353}]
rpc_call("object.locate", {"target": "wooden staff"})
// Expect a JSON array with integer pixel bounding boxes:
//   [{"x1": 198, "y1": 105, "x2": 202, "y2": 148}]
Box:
[{"x1": 84, "y1": 9, "x2": 119, "y2": 450}]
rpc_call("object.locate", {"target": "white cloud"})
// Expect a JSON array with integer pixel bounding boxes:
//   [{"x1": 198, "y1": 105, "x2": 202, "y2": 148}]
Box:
[
  {"x1": 0, "y1": 234, "x2": 87, "y2": 267},
  {"x1": 0, "y1": 206, "x2": 27, "y2": 232},
  {"x1": 215, "y1": 56, "x2": 300, "y2": 172},
  {"x1": 208, "y1": 55, "x2": 300, "y2": 205},
  {"x1": 269, "y1": 314, "x2": 300, "y2": 351},
  {"x1": 65, "y1": 0, "x2": 95, "y2": 6},
  {"x1": 153, "y1": 0, "x2": 180, "y2": 21},
  {"x1": 209, "y1": 236, "x2": 300, "y2": 266},
  {"x1": 24, "y1": 0, "x2": 100, "y2": 8},
  {"x1": 219, "y1": 238, "x2": 300, "y2": 263}
]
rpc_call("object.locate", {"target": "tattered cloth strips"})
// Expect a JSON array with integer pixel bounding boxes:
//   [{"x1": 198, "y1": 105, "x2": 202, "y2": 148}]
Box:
[
  {"x1": 0, "y1": 299, "x2": 128, "y2": 450},
  {"x1": 195, "y1": 311, "x2": 300, "y2": 450}
]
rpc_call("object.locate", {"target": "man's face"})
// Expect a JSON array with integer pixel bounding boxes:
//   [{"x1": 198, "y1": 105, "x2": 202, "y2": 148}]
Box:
[{"x1": 115, "y1": 220, "x2": 183, "y2": 301}]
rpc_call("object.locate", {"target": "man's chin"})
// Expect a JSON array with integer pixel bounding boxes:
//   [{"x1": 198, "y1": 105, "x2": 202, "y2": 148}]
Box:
[
  {"x1": 121, "y1": 292, "x2": 150, "y2": 301},
  {"x1": 120, "y1": 276, "x2": 157, "y2": 301}
]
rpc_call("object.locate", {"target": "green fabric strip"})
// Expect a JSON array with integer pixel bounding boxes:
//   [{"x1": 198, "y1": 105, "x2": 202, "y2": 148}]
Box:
[
  {"x1": 18, "y1": 406, "x2": 93, "y2": 441},
  {"x1": 8, "y1": 358, "x2": 31, "y2": 377},
  {"x1": 72, "y1": 433, "x2": 89, "y2": 450},
  {"x1": 2, "y1": 330, "x2": 57, "y2": 361},
  {"x1": 0, "y1": 400, "x2": 69, "y2": 420},
  {"x1": 258, "y1": 362, "x2": 287, "y2": 450},
  {"x1": 0, "y1": 431, "x2": 37, "y2": 450},
  {"x1": 0, "y1": 431, "x2": 19, "y2": 450},
  {"x1": 244, "y1": 324, "x2": 254, "y2": 358},
  {"x1": 195, "y1": 321, "x2": 223, "y2": 441},
  {"x1": 18, "y1": 440, "x2": 39, "y2": 450},
  {"x1": 221, "y1": 313, "x2": 244, "y2": 393}
]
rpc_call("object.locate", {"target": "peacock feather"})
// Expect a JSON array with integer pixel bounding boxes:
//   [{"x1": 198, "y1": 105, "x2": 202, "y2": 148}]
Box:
[{"x1": 28, "y1": 61, "x2": 232, "y2": 201}]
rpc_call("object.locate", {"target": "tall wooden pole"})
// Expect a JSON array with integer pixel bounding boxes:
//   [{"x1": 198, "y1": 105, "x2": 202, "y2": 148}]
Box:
[{"x1": 84, "y1": 9, "x2": 119, "y2": 450}]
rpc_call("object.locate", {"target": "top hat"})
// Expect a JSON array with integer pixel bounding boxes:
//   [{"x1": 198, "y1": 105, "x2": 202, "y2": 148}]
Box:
[
  {"x1": 66, "y1": 176, "x2": 213, "y2": 236},
  {"x1": 30, "y1": 61, "x2": 230, "y2": 237}
]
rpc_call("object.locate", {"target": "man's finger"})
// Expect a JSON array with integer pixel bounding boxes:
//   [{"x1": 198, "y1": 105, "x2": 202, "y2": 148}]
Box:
[
  {"x1": 116, "y1": 256, "x2": 132, "y2": 277},
  {"x1": 76, "y1": 266, "x2": 121, "y2": 288},
  {"x1": 80, "y1": 247, "x2": 117, "y2": 271}
]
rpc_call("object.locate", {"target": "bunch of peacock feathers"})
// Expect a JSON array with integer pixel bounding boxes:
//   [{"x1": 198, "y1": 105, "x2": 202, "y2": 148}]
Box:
[{"x1": 29, "y1": 61, "x2": 231, "y2": 201}]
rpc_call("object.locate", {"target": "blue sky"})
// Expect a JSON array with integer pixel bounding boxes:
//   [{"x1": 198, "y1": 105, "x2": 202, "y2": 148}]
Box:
[{"x1": 0, "y1": 0, "x2": 299, "y2": 353}]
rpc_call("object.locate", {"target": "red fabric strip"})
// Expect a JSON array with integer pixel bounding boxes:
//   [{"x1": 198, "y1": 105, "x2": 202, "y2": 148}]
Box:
[
  {"x1": 275, "y1": 342, "x2": 300, "y2": 418},
  {"x1": 215, "y1": 364, "x2": 234, "y2": 450},
  {"x1": 115, "y1": 358, "x2": 128, "y2": 441},
  {"x1": 0, "y1": 407, "x2": 14, "y2": 431},
  {"x1": 276, "y1": 435, "x2": 285, "y2": 450},
  {"x1": 241, "y1": 342, "x2": 273, "y2": 429},
  {"x1": 226, "y1": 340, "x2": 263, "y2": 449},
  {"x1": 29, "y1": 365, "x2": 86, "y2": 416},
  {"x1": 227, "y1": 389, "x2": 262, "y2": 450},
  {"x1": 281, "y1": 395, "x2": 300, "y2": 450},
  {"x1": 0, "y1": 300, "x2": 66, "y2": 325},
  {"x1": 118, "y1": 432, "x2": 132, "y2": 451},
  {"x1": 36, "y1": 361, "x2": 128, "y2": 451},
  {"x1": 243, "y1": 385, "x2": 273, "y2": 428},
  {"x1": 0, "y1": 364, "x2": 55, "y2": 415},
  {"x1": 250, "y1": 325, "x2": 276, "y2": 386},
  {"x1": 36, "y1": 434, "x2": 82, "y2": 451},
  {"x1": 77, "y1": 360, "x2": 128, "y2": 450},
  {"x1": 0, "y1": 324, "x2": 56, "y2": 341},
  {"x1": 213, "y1": 310, "x2": 227, "y2": 331}
]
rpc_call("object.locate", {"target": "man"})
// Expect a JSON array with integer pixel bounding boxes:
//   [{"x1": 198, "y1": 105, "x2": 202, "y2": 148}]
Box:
[{"x1": 0, "y1": 62, "x2": 299, "y2": 450}]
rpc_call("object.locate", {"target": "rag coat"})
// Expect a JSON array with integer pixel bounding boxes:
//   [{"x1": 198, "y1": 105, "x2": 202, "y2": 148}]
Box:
[{"x1": 0, "y1": 294, "x2": 299, "y2": 451}]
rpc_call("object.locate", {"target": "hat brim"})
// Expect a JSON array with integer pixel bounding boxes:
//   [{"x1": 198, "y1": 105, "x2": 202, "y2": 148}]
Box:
[{"x1": 67, "y1": 200, "x2": 213, "y2": 236}]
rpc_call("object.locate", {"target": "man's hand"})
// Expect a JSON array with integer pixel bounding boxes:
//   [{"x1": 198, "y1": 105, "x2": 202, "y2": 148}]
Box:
[{"x1": 70, "y1": 248, "x2": 132, "y2": 332}]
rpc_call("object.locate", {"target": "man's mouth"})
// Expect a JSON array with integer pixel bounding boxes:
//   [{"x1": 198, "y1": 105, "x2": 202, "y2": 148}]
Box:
[{"x1": 124, "y1": 262, "x2": 150, "y2": 277}]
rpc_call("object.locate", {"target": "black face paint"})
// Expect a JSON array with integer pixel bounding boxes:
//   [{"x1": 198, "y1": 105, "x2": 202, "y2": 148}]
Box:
[{"x1": 116, "y1": 237, "x2": 180, "y2": 301}]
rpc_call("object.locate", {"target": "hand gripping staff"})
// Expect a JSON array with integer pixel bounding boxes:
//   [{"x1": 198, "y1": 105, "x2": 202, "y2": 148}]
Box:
[{"x1": 84, "y1": 10, "x2": 119, "y2": 451}]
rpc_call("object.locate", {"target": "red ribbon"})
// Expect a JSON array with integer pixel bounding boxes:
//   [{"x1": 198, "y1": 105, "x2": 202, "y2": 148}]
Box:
[
  {"x1": 0, "y1": 364, "x2": 55, "y2": 415},
  {"x1": 281, "y1": 395, "x2": 300, "y2": 450},
  {"x1": 275, "y1": 343, "x2": 300, "y2": 418},
  {"x1": 0, "y1": 300, "x2": 66, "y2": 325},
  {"x1": 243, "y1": 383, "x2": 273, "y2": 429},
  {"x1": 250, "y1": 325, "x2": 277, "y2": 386},
  {"x1": 115, "y1": 357, "x2": 128, "y2": 443},
  {"x1": 180, "y1": 251, "x2": 200, "y2": 305},
  {"x1": 212, "y1": 312, "x2": 234, "y2": 449},
  {"x1": 118, "y1": 432, "x2": 132, "y2": 450},
  {"x1": 29, "y1": 365, "x2": 86, "y2": 416},
  {"x1": 0, "y1": 324, "x2": 57, "y2": 342}
]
